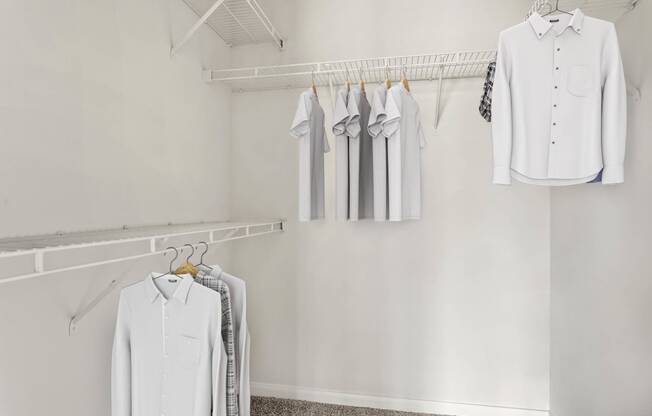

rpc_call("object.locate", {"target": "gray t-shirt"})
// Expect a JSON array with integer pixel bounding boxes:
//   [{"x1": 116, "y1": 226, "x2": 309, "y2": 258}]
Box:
[{"x1": 348, "y1": 87, "x2": 374, "y2": 220}]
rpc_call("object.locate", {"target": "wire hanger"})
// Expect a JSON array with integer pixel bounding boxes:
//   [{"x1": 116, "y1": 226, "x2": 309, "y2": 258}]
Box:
[
  {"x1": 196, "y1": 241, "x2": 212, "y2": 271},
  {"x1": 153, "y1": 247, "x2": 180, "y2": 280},
  {"x1": 175, "y1": 244, "x2": 199, "y2": 277},
  {"x1": 311, "y1": 69, "x2": 318, "y2": 96},
  {"x1": 542, "y1": 0, "x2": 572, "y2": 16},
  {"x1": 401, "y1": 65, "x2": 411, "y2": 92}
]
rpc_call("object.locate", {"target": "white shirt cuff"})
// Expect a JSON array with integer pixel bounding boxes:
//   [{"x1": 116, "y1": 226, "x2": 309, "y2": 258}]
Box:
[
  {"x1": 493, "y1": 166, "x2": 512, "y2": 185},
  {"x1": 601, "y1": 164, "x2": 624, "y2": 184}
]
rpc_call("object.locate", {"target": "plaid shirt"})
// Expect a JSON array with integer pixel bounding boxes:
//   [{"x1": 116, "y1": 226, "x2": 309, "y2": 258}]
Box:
[
  {"x1": 196, "y1": 271, "x2": 238, "y2": 416},
  {"x1": 479, "y1": 61, "x2": 496, "y2": 122}
]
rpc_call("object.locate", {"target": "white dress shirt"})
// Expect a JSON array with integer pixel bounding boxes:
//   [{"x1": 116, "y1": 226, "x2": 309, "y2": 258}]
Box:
[
  {"x1": 112, "y1": 274, "x2": 225, "y2": 416},
  {"x1": 492, "y1": 8, "x2": 627, "y2": 186}
]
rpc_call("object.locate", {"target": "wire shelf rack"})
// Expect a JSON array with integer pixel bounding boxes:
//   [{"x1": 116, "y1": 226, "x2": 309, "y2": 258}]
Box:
[
  {"x1": 174, "y1": 0, "x2": 283, "y2": 55},
  {"x1": 527, "y1": 0, "x2": 639, "y2": 19},
  {"x1": 204, "y1": 50, "x2": 498, "y2": 92}
]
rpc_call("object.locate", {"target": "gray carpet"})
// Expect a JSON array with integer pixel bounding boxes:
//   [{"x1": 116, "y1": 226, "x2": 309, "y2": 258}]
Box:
[{"x1": 251, "y1": 397, "x2": 446, "y2": 416}]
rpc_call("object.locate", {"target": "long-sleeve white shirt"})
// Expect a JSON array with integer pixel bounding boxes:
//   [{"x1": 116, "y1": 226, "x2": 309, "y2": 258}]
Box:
[
  {"x1": 112, "y1": 274, "x2": 225, "y2": 416},
  {"x1": 492, "y1": 8, "x2": 627, "y2": 186}
]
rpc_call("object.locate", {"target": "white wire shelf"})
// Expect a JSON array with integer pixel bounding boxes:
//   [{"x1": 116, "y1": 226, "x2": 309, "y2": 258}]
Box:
[
  {"x1": 203, "y1": 50, "x2": 497, "y2": 92},
  {"x1": 175, "y1": 0, "x2": 283, "y2": 55},
  {"x1": 0, "y1": 219, "x2": 285, "y2": 285},
  {"x1": 527, "y1": 0, "x2": 639, "y2": 19}
]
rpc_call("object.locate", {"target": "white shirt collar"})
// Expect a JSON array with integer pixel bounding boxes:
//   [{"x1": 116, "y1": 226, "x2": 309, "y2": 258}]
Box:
[
  {"x1": 528, "y1": 8, "x2": 585, "y2": 39},
  {"x1": 145, "y1": 273, "x2": 194, "y2": 304}
]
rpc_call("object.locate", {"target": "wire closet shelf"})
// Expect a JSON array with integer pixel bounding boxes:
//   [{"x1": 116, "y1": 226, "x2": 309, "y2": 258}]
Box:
[
  {"x1": 0, "y1": 220, "x2": 285, "y2": 285},
  {"x1": 204, "y1": 50, "x2": 498, "y2": 92}
]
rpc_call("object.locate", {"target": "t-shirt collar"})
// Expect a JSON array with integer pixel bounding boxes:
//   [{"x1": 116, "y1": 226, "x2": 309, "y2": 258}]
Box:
[{"x1": 528, "y1": 8, "x2": 584, "y2": 39}]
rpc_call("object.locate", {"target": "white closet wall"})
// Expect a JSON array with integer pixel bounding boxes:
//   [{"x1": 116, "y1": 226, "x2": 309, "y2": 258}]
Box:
[
  {"x1": 0, "y1": 1, "x2": 233, "y2": 415},
  {"x1": 228, "y1": 0, "x2": 550, "y2": 413},
  {"x1": 550, "y1": 2, "x2": 652, "y2": 415}
]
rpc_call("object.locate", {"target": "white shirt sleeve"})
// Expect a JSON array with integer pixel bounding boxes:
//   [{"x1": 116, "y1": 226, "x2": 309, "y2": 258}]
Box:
[
  {"x1": 211, "y1": 299, "x2": 225, "y2": 416},
  {"x1": 600, "y1": 23, "x2": 627, "y2": 184},
  {"x1": 111, "y1": 292, "x2": 132, "y2": 416},
  {"x1": 491, "y1": 32, "x2": 513, "y2": 185},
  {"x1": 368, "y1": 89, "x2": 387, "y2": 137},
  {"x1": 383, "y1": 87, "x2": 401, "y2": 138},
  {"x1": 289, "y1": 93, "x2": 312, "y2": 139},
  {"x1": 332, "y1": 91, "x2": 350, "y2": 136},
  {"x1": 345, "y1": 91, "x2": 361, "y2": 138}
]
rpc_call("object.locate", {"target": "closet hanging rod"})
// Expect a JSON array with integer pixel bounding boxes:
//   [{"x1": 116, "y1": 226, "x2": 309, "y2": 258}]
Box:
[{"x1": 0, "y1": 220, "x2": 285, "y2": 285}]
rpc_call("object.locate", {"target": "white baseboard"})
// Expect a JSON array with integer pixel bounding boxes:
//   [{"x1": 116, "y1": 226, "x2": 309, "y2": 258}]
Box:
[{"x1": 251, "y1": 382, "x2": 549, "y2": 416}]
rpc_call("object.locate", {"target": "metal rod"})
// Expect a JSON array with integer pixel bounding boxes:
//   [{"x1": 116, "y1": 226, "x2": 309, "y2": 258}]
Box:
[
  {"x1": 171, "y1": 0, "x2": 227, "y2": 56},
  {"x1": 434, "y1": 67, "x2": 444, "y2": 130},
  {"x1": 69, "y1": 279, "x2": 118, "y2": 335}
]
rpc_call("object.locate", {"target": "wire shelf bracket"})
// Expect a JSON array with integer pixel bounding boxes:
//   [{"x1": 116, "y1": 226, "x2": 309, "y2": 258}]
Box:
[{"x1": 172, "y1": 0, "x2": 284, "y2": 56}]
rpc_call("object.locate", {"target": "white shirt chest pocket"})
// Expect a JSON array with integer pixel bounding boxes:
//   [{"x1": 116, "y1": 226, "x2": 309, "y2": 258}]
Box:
[
  {"x1": 176, "y1": 335, "x2": 201, "y2": 369},
  {"x1": 567, "y1": 65, "x2": 594, "y2": 97}
]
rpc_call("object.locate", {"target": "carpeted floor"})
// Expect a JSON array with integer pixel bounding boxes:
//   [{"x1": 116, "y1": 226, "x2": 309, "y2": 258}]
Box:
[{"x1": 251, "y1": 397, "x2": 445, "y2": 416}]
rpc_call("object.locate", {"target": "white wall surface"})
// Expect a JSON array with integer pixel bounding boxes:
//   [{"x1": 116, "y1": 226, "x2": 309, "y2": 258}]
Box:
[
  {"x1": 228, "y1": 0, "x2": 551, "y2": 412},
  {"x1": 550, "y1": 2, "x2": 652, "y2": 415},
  {"x1": 0, "y1": 1, "x2": 233, "y2": 415},
  {"x1": 0, "y1": 0, "x2": 232, "y2": 237}
]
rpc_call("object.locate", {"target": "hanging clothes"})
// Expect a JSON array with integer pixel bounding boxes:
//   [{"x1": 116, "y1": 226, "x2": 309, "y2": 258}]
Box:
[
  {"x1": 195, "y1": 271, "x2": 238, "y2": 416},
  {"x1": 289, "y1": 90, "x2": 330, "y2": 221},
  {"x1": 347, "y1": 87, "x2": 374, "y2": 220},
  {"x1": 479, "y1": 61, "x2": 496, "y2": 122},
  {"x1": 112, "y1": 274, "x2": 226, "y2": 416},
  {"x1": 383, "y1": 83, "x2": 427, "y2": 221},
  {"x1": 368, "y1": 86, "x2": 389, "y2": 221},
  {"x1": 332, "y1": 88, "x2": 351, "y2": 221},
  {"x1": 492, "y1": 9, "x2": 627, "y2": 186},
  {"x1": 345, "y1": 88, "x2": 361, "y2": 220},
  {"x1": 198, "y1": 264, "x2": 251, "y2": 416}
]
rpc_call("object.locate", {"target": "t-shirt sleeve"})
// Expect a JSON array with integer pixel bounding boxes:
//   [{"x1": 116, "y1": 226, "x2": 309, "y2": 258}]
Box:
[
  {"x1": 368, "y1": 90, "x2": 387, "y2": 138},
  {"x1": 345, "y1": 92, "x2": 361, "y2": 139},
  {"x1": 289, "y1": 93, "x2": 311, "y2": 138},
  {"x1": 332, "y1": 92, "x2": 349, "y2": 136},
  {"x1": 383, "y1": 88, "x2": 401, "y2": 138}
]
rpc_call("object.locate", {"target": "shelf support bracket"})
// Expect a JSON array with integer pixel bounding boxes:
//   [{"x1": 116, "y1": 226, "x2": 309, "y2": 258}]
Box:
[
  {"x1": 433, "y1": 66, "x2": 444, "y2": 130},
  {"x1": 171, "y1": 0, "x2": 227, "y2": 57},
  {"x1": 69, "y1": 279, "x2": 118, "y2": 335}
]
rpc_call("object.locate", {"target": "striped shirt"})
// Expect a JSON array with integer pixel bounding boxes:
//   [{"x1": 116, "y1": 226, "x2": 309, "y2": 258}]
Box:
[{"x1": 196, "y1": 271, "x2": 238, "y2": 416}]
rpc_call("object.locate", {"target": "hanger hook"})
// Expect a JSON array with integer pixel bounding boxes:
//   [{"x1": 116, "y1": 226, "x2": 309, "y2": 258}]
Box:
[
  {"x1": 164, "y1": 246, "x2": 179, "y2": 274},
  {"x1": 199, "y1": 241, "x2": 209, "y2": 265},
  {"x1": 182, "y1": 243, "x2": 195, "y2": 263}
]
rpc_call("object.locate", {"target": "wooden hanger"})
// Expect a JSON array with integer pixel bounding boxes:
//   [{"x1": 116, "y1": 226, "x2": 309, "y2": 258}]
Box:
[
  {"x1": 401, "y1": 66, "x2": 410, "y2": 91},
  {"x1": 174, "y1": 244, "x2": 199, "y2": 277},
  {"x1": 311, "y1": 69, "x2": 318, "y2": 96},
  {"x1": 358, "y1": 68, "x2": 365, "y2": 92},
  {"x1": 384, "y1": 66, "x2": 392, "y2": 89}
]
